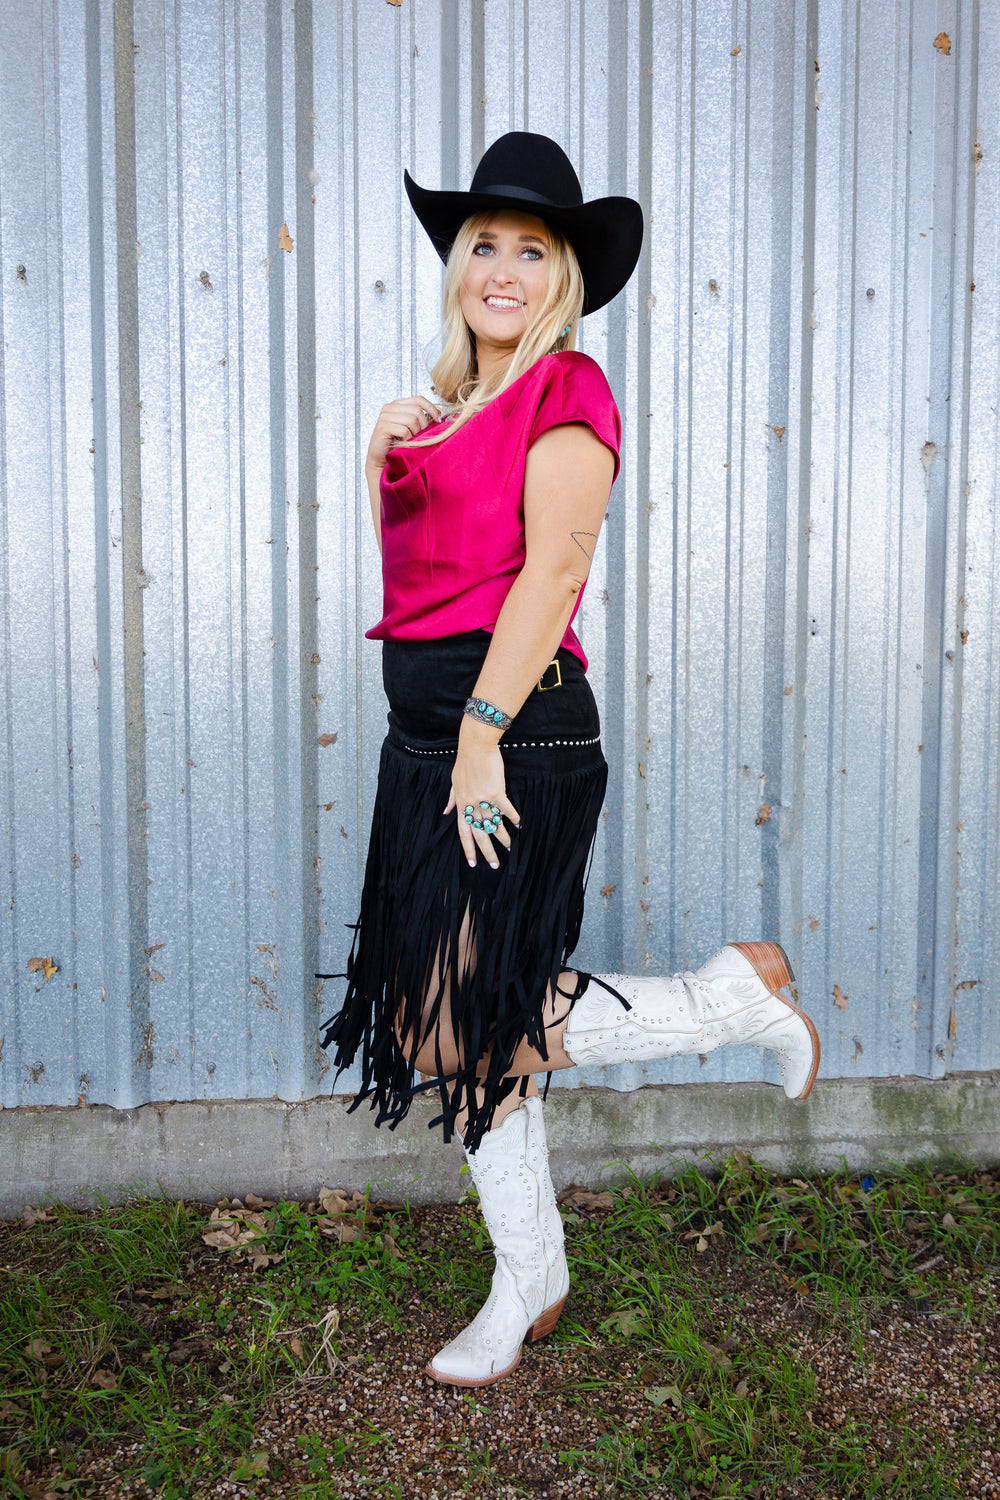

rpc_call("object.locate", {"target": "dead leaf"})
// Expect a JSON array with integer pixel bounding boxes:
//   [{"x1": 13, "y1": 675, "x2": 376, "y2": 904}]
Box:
[
  {"x1": 169, "y1": 1337, "x2": 218, "y2": 1366},
  {"x1": 250, "y1": 1249, "x2": 284, "y2": 1270},
  {"x1": 27, "y1": 957, "x2": 58, "y2": 983},
  {"x1": 833, "y1": 984, "x2": 849, "y2": 1010},
  {"x1": 645, "y1": 1384, "x2": 683, "y2": 1408},
  {"x1": 602, "y1": 1307, "x2": 645, "y2": 1337},
  {"x1": 201, "y1": 1206, "x2": 282, "y2": 1265},
  {"x1": 942, "y1": 1212, "x2": 957, "y2": 1227},
  {"x1": 135, "y1": 1284, "x2": 186, "y2": 1301},
  {"x1": 231, "y1": 1451, "x2": 270, "y2": 1483},
  {"x1": 290, "y1": 1337, "x2": 305, "y2": 1360},
  {"x1": 26, "y1": 1339, "x2": 52, "y2": 1362},
  {"x1": 278, "y1": 223, "x2": 293, "y2": 252},
  {"x1": 23, "y1": 1205, "x2": 56, "y2": 1227},
  {"x1": 317, "y1": 732, "x2": 337, "y2": 747},
  {"x1": 734, "y1": 1377, "x2": 749, "y2": 1398},
  {"x1": 690, "y1": 1423, "x2": 711, "y2": 1457},
  {"x1": 318, "y1": 1186, "x2": 356, "y2": 1216},
  {"x1": 756, "y1": 803, "x2": 771, "y2": 825},
  {"x1": 89, "y1": 1370, "x2": 117, "y2": 1390},
  {"x1": 558, "y1": 1186, "x2": 616, "y2": 1212},
  {"x1": 318, "y1": 1218, "x2": 363, "y2": 1245},
  {"x1": 933, "y1": 31, "x2": 951, "y2": 54}
]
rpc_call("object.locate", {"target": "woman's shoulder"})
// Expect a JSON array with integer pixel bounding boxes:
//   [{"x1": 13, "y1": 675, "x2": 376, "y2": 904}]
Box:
[{"x1": 513, "y1": 349, "x2": 617, "y2": 412}]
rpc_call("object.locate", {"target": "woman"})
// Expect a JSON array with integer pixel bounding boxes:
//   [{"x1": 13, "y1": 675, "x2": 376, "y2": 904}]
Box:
[{"x1": 321, "y1": 132, "x2": 820, "y2": 1388}]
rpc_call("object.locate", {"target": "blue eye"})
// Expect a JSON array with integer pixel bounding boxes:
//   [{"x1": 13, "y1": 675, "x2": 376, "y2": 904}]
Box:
[
  {"x1": 521, "y1": 247, "x2": 543, "y2": 260},
  {"x1": 473, "y1": 242, "x2": 494, "y2": 256}
]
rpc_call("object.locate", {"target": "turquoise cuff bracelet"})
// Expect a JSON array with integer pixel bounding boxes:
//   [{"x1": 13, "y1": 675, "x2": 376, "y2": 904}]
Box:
[{"x1": 464, "y1": 697, "x2": 513, "y2": 732}]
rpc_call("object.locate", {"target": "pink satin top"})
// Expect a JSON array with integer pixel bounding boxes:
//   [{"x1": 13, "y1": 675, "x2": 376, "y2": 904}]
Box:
[{"x1": 366, "y1": 350, "x2": 621, "y2": 669}]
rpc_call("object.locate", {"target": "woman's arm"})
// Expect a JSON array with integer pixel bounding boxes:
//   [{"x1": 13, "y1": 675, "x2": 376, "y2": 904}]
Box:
[
  {"x1": 475, "y1": 421, "x2": 614, "y2": 708},
  {"x1": 445, "y1": 421, "x2": 616, "y2": 864}
]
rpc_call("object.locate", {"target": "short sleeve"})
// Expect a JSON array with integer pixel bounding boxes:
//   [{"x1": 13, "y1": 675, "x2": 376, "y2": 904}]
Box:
[{"x1": 525, "y1": 352, "x2": 622, "y2": 482}]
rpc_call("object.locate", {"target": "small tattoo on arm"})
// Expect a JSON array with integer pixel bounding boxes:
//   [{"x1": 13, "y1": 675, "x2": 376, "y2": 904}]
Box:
[{"x1": 570, "y1": 531, "x2": 599, "y2": 562}]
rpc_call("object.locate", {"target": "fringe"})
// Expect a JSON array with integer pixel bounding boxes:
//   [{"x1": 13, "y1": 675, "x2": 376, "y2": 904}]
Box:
[{"x1": 319, "y1": 731, "x2": 606, "y2": 1152}]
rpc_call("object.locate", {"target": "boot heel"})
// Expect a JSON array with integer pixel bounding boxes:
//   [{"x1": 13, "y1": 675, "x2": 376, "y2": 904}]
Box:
[
  {"x1": 731, "y1": 940, "x2": 795, "y2": 992},
  {"x1": 525, "y1": 1294, "x2": 567, "y2": 1343}
]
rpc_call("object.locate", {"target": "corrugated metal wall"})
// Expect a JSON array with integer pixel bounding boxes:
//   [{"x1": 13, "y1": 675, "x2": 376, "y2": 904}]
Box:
[{"x1": 1, "y1": 0, "x2": 997, "y2": 1112}]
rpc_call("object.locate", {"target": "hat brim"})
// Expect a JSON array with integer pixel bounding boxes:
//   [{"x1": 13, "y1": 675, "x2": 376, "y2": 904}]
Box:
[{"x1": 404, "y1": 171, "x2": 643, "y2": 316}]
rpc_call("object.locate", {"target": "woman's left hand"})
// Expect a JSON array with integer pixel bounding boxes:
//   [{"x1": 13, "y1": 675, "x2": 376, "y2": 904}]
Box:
[{"x1": 443, "y1": 741, "x2": 520, "y2": 867}]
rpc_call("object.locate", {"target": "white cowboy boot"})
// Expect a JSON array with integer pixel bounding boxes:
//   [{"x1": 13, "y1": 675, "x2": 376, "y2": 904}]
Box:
[
  {"x1": 564, "y1": 941, "x2": 820, "y2": 1100},
  {"x1": 427, "y1": 1096, "x2": 570, "y2": 1387}
]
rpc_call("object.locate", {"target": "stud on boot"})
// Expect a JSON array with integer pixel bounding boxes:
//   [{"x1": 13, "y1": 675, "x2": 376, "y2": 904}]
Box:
[
  {"x1": 426, "y1": 1096, "x2": 569, "y2": 1388},
  {"x1": 563, "y1": 941, "x2": 820, "y2": 1100}
]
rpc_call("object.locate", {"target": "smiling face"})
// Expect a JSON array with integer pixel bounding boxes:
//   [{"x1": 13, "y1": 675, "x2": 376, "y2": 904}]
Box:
[{"x1": 458, "y1": 210, "x2": 552, "y2": 377}]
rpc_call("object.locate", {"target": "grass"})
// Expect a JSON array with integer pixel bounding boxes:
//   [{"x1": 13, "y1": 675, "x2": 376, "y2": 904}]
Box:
[{"x1": 0, "y1": 1155, "x2": 997, "y2": 1498}]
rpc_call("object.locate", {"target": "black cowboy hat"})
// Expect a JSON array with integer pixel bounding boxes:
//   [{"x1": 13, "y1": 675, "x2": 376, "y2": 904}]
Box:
[{"x1": 404, "y1": 132, "x2": 644, "y2": 316}]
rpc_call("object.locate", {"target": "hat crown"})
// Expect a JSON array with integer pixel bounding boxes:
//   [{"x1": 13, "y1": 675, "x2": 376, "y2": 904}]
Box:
[{"x1": 468, "y1": 132, "x2": 583, "y2": 209}]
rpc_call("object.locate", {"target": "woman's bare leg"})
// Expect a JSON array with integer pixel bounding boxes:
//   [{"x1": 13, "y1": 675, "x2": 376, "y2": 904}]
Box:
[{"x1": 503, "y1": 971, "x2": 580, "y2": 1073}]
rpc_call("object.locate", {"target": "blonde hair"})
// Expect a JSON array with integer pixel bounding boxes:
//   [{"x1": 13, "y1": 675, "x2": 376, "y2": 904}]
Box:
[{"x1": 403, "y1": 212, "x2": 585, "y2": 448}]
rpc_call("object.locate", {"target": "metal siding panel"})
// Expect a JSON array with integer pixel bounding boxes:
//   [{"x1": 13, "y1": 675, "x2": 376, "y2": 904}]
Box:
[
  {"x1": 2, "y1": 0, "x2": 998, "y2": 1113},
  {"x1": 1, "y1": 3, "x2": 73, "y2": 1107},
  {"x1": 953, "y1": 0, "x2": 1000, "y2": 1071}
]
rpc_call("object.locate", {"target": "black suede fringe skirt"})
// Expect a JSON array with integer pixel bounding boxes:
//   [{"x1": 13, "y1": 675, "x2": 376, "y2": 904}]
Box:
[{"x1": 319, "y1": 630, "x2": 607, "y2": 1152}]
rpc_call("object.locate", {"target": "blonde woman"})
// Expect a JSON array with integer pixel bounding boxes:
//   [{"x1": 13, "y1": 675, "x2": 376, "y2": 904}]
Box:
[{"x1": 320, "y1": 133, "x2": 820, "y2": 1388}]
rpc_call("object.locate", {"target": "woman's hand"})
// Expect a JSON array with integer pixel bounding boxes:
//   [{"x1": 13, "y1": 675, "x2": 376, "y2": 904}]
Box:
[
  {"x1": 443, "y1": 735, "x2": 521, "y2": 868},
  {"x1": 366, "y1": 396, "x2": 442, "y2": 472}
]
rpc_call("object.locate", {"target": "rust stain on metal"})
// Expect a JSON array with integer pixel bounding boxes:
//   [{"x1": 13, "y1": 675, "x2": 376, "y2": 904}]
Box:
[
  {"x1": 251, "y1": 975, "x2": 279, "y2": 1012},
  {"x1": 279, "y1": 222, "x2": 294, "y2": 252},
  {"x1": 756, "y1": 803, "x2": 771, "y2": 825},
  {"x1": 833, "y1": 984, "x2": 849, "y2": 1010},
  {"x1": 600, "y1": 884, "x2": 616, "y2": 899},
  {"x1": 317, "y1": 732, "x2": 338, "y2": 747},
  {"x1": 27, "y1": 957, "x2": 58, "y2": 983},
  {"x1": 947, "y1": 1007, "x2": 958, "y2": 1039},
  {"x1": 933, "y1": 31, "x2": 951, "y2": 54},
  {"x1": 136, "y1": 1023, "x2": 155, "y2": 1069},
  {"x1": 954, "y1": 978, "x2": 981, "y2": 991}
]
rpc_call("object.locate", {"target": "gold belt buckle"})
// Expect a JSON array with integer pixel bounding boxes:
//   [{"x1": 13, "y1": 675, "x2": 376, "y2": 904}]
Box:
[{"x1": 536, "y1": 658, "x2": 562, "y2": 693}]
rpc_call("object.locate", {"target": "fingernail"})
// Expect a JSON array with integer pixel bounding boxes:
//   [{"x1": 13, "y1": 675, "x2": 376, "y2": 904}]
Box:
[
  {"x1": 468, "y1": 859, "x2": 476, "y2": 867},
  {"x1": 489, "y1": 861, "x2": 499, "y2": 869}
]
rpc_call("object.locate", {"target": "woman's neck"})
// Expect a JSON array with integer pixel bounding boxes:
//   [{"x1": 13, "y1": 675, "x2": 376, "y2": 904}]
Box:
[{"x1": 474, "y1": 345, "x2": 515, "y2": 385}]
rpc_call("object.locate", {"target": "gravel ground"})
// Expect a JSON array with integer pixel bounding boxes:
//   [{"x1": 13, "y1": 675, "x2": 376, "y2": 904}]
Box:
[{"x1": 10, "y1": 1197, "x2": 999, "y2": 1500}]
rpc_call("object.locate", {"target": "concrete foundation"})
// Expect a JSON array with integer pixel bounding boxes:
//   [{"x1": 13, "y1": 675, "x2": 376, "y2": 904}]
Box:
[{"x1": 2, "y1": 1073, "x2": 998, "y2": 1217}]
